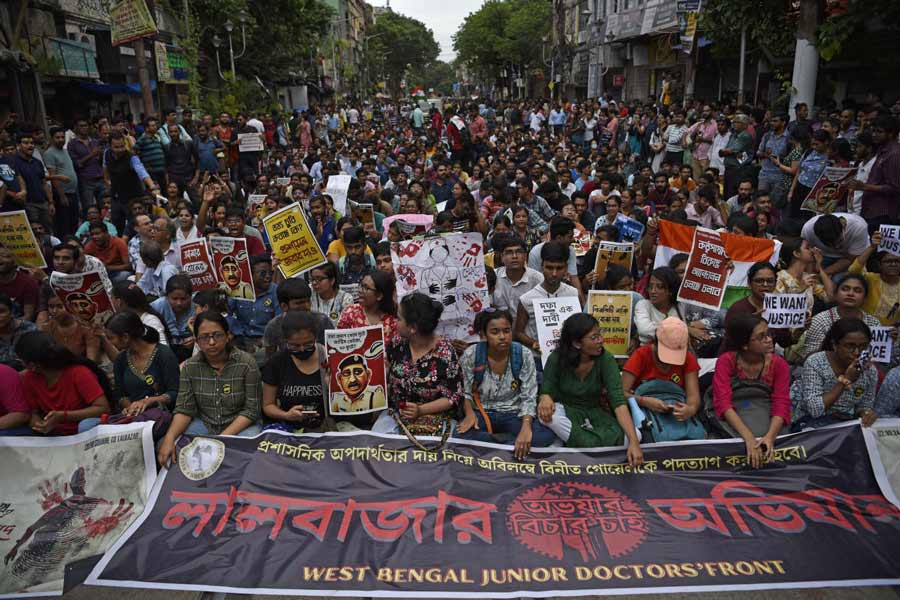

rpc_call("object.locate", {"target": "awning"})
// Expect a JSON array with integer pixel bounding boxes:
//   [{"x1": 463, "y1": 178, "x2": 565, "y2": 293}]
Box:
[{"x1": 78, "y1": 80, "x2": 157, "y2": 95}]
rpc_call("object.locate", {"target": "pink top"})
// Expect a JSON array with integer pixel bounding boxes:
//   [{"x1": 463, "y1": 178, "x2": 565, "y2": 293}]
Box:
[{"x1": 712, "y1": 351, "x2": 791, "y2": 423}]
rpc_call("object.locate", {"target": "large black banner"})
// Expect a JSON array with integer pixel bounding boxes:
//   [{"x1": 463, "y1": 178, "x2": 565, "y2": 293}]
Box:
[{"x1": 88, "y1": 424, "x2": 900, "y2": 596}]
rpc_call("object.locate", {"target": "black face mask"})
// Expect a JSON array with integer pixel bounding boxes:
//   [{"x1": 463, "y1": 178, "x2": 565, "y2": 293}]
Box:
[{"x1": 291, "y1": 348, "x2": 316, "y2": 360}]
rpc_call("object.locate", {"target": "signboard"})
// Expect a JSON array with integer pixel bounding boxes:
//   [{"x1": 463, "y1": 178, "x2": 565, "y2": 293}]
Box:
[
  {"x1": 49, "y1": 270, "x2": 115, "y2": 324},
  {"x1": 237, "y1": 132, "x2": 264, "y2": 153},
  {"x1": 532, "y1": 296, "x2": 582, "y2": 367},
  {"x1": 179, "y1": 239, "x2": 218, "y2": 292},
  {"x1": 869, "y1": 326, "x2": 893, "y2": 364},
  {"x1": 677, "y1": 227, "x2": 730, "y2": 310},
  {"x1": 0, "y1": 210, "x2": 46, "y2": 268},
  {"x1": 88, "y1": 425, "x2": 900, "y2": 597},
  {"x1": 110, "y1": 0, "x2": 157, "y2": 47},
  {"x1": 208, "y1": 237, "x2": 255, "y2": 302},
  {"x1": 325, "y1": 325, "x2": 387, "y2": 416},
  {"x1": 594, "y1": 241, "x2": 634, "y2": 279},
  {"x1": 325, "y1": 173, "x2": 352, "y2": 216},
  {"x1": 587, "y1": 290, "x2": 634, "y2": 358},
  {"x1": 800, "y1": 166, "x2": 858, "y2": 214},
  {"x1": 878, "y1": 225, "x2": 900, "y2": 257},
  {"x1": 263, "y1": 203, "x2": 327, "y2": 279},
  {"x1": 762, "y1": 293, "x2": 808, "y2": 329}
]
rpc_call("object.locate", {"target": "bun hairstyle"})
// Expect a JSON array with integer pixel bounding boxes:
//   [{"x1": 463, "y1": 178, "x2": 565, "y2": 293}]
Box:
[{"x1": 400, "y1": 292, "x2": 444, "y2": 336}]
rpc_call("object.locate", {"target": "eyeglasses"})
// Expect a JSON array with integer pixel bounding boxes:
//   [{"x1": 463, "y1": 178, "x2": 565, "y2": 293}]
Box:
[
  {"x1": 285, "y1": 342, "x2": 316, "y2": 352},
  {"x1": 359, "y1": 284, "x2": 377, "y2": 293},
  {"x1": 751, "y1": 332, "x2": 773, "y2": 342},
  {"x1": 198, "y1": 331, "x2": 227, "y2": 344},
  {"x1": 751, "y1": 278, "x2": 776, "y2": 286},
  {"x1": 309, "y1": 276, "x2": 330, "y2": 284},
  {"x1": 838, "y1": 342, "x2": 869, "y2": 354}
]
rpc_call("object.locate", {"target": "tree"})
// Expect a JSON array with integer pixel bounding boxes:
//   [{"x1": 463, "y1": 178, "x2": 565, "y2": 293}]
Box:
[
  {"x1": 366, "y1": 11, "x2": 440, "y2": 95},
  {"x1": 410, "y1": 61, "x2": 456, "y2": 96}
]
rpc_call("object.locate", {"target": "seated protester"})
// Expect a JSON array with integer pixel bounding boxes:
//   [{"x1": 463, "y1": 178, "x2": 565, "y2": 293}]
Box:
[
  {"x1": 510, "y1": 204, "x2": 543, "y2": 253},
  {"x1": 723, "y1": 262, "x2": 794, "y2": 353},
  {"x1": 264, "y1": 279, "x2": 334, "y2": 354},
  {"x1": 848, "y1": 230, "x2": 900, "y2": 325},
  {"x1": 326, "y1": 217, "x2": 374, "y2": 262},
  {"x1": 875, "y1": 365, "x2": 900, "y2": 417},
  {"x1": 136, "y1": 240, "x2": 179, "y2": 300},
  {"x1": 35, "y1": 243, "x2": 113, "y2": 323},
  {"x1": 15, "y1": 331, "x2": 112, "y2": 434},
  {"x1": 75, "y1": 206, "x2": 118, "y2": 241},
  {"x1": 150, "y1": 275, "x2": 195, "y2": 362},
  {"x1": 593, "y1": 194, "x2": 626, "y2": 230},
  {"x1": 222, "y1": 206, "x2": 266, "y2": 256},
  {"x1": 801, "y1": 212, "x2": 869, "y2": 276},
  {"x1": 669, "y1": 253, "x2": 726, "y2": 357},
  {"x1": 228, "y1": 254, "x2": 280, "y2": 359},
  {"x1": 727, "y1": 213, "x2": 758, "y2": 237},
  {"x1": 337, "y1": 225, "x2": 375, "y2": 285},
  {"x1": 0, "y1": 293, "x2": 37, "y2": 369},
  {"x1": 712, "y1": 315, "x2": 791, "y2": 467},
  {"x1": 775, "y1": 238, "x2": 833, "y2": 312},
  {"x1": 684, "y1": 185, "x2": 725, "y2": 229},
  {"x1": 157, "y1": 311, "x2": 263, "y2": 465},
  {"x1": 621, "y1": 317, "x2": 703, "y2": 440},
  {"x1": 39, "y1": 294, "x2": 99, "y2": 361},
  {"x1": 527, "y1": 217, "x2": 581, "y2": 296},
  {"x1": 373, "y1": 241, "x2": 394, "y2": 278},
  {"x1": 372, "y1": 293, "x2": 463, "y2": 438},
  {"x1": 0, "y1": 244, "x2": 38, "y2": 321},
  {"x1": 0, "y1": 363, "x2": 30, "y2": 436},
  {"x1": 537, "y1": 313, "x2": 644, "y2": 464},
  {"x1": 309, "y1": 261, "x2": 352, "y2": 322},
  {"x1": 493, "y1": 232, "x2": 544, "y2": 313},
  {"x1": 579, "y1": 224, "x2": 621, "y2": 291},
  {"x1": 111, "y1": 281, "x2": 169, "y2": 345},
  {"x1": 634, "y1": 267, "x2": 681, "y2": 345},
  {"x1": 307, "y1": 194, "x2": 336, "y2": 253},
  {"x1": 801, "y1": 274, "x2": 881, "y2": 363},
  {"x1": 448, "y1": 191, "x2": 488, "y2": 235},
  {"x1": 515, "y1": 242, "x2": 580, "y2": 361},
  {"x1": 337, "y1": 271, "x2": 398, "y2": 341},
  {"x1": 792, "y1": 318, "x2": 878, "y2": 431},
  {"x1": 84, "y1": 221, "x2": 131, "y2": 282},
  {"x1": 261, "y1": 311, "x2": 330, "y2": 433},
  {"x1": 106, "y1": 311, "x2": 179, "y2": 417},
  {"x1": 456, "y1": 309, "x2": 555, "y2": 456}
]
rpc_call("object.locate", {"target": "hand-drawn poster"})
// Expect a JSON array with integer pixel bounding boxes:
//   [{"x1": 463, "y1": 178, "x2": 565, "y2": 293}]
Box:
[
  {"x1": 49, "y1": 270, "x2": 115, "y2": 325},
  {"x1": 0, "y1": 423, "x2": 155, "y2": 598},
  {"x1": 762, "y1": 293, "x2": 809, "y2": 329},
  {"x1": 391, "y1": 233, "x2": 489, "y2": 342},
  {"x1": 533, "y1": 297, "x2": 582, "y2": 367},
  {"x1": 800, "y1": 166, "x2": 858, "y2": 214},
  {"x1": 179, "y1": 239, "x2": 218, "y2": 291},
  {"x1": 878, "y1": 225, "x2": 900, "y2": 257},
  {"x1": 208, "y1": 237, "x2": 256, "y2": 302},
  {"x1": 594, "y1": 241, "x2": 634, "y2": 279},
  {"x1": 0, "y1": 211, "x2": 46, "y2": 268},
  {"x1": 587, "y1": 290, "x2": 634, "y2": 358},
  {"x1": 263, "y1": 203, "x2": 327, "y2": 279},
  {"x1": 325, "y1": 326, "x2": 387, "y2": 416}
]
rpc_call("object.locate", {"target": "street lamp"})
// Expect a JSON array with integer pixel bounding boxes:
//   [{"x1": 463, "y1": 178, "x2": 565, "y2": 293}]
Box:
[{"x1": 211, "y1": 9, "x2": 250, "y2": 80}]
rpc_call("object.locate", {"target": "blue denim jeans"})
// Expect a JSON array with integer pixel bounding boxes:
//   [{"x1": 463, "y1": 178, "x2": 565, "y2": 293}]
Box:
[
  {"x1": 0, "y1": 426, "x2": 33, "y2": 436},
  {"x1": 78, "y1": 418, "x2": 101, "y2": 433},
  {"x1": 456, "y1": 410, "x2": 557, "y2": 447}
]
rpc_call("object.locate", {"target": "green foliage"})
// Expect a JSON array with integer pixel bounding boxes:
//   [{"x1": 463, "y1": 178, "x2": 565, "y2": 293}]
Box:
[
  {"x1": 366, "y1": 11, "x2": 440, "y2": 94},
  {"x1": 410, "y1": 61, "x2": 456, "y2": 96},
  {"x1": 200, "y1": 76, "x2": 275, "y2": 117}
]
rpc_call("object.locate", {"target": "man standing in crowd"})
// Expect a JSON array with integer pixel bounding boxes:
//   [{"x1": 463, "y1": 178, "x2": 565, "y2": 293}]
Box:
[
  {"x1": 43, "y1": 126, "x2": 79, "y2": 236},
  {"x1": 67, "y1": 119, "x2": 104, "y2": 213},
  {"x1": 103, "y1": 132, "x2": 157, "y2": 235}
]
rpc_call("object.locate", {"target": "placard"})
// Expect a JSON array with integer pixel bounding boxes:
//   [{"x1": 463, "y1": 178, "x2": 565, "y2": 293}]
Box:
[
  {"x1": 275, "y1": 177, "x2": 291, "y2": 187},
  {"x1": 587, "y1": 290, "x2": 633, "y2": 358},
  {"x1": 762, "y1": 293, "x2": 808, "y2": 329},
  {"x1": 179, "y1": 239, "x2": 218, "y2": 291},
  {"x1": 325, "y1": 325, "x2": 387, "y2": 416},
  {"x1": 237, "y1": 132, "x2": 264, "y2": 153},
  {"x1": 800, "y1": 166, "x2": 858, "y2": 214},
  {"x1": 616, "y1": 216, "x2": 645, "y2": 243},
  {"x1": 0, "y1": 210, "x2": 46, "y2": 268},
  {"x1": 263, "y1": 203, "x2": 327, "y2": 279},
  {"x1": 383, "y1": 214, "x2": 434, "y2": 238},
  {"x1": 869, "y1": 326, "x2": 894, "y2": 364},
  {"x1": 593, "y1": 241, "x2": 634, "y2": 279},
  {"x1": 677, "y1": 227, "x2": 730, "y2": 310},
  {"x1": 49, "y1": 270, "x2": 115, "y2": 324},
  {"x1": 208, "y1": 237, "x2": 256, "y2": 301},
  {"x1": 349, "y1": 199, "x2": 376, "y2": 231},
  {"x1": 325, "y1": 173, "x2": 352, "y2": 216},
  {"x1": 571, "y1": 227, "x2": 592, "y2": 257},
  {"x1": 532, "y1": 296, "x2": 582, "y2": 367},
  {"x1": 878, "y1": 225, "x2": 900, "y2": 257}
]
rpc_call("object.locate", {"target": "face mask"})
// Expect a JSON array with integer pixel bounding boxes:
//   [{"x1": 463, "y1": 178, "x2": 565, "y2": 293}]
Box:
[{"x1": 291, "y1": 348, "x2": 316, "y2": 360}]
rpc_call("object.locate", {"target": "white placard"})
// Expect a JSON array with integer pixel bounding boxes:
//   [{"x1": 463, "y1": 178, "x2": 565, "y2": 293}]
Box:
[
  {"x1": 237, "y1": 132, "x2": 264, "y2": 152},
  {"x1": 762, "y1": 293, "x2": 808, "y2": 329},
  {"x1": 878, "y1": 225, "x2": 900, "y2": 257},
  {"x1": 533, "y1": 296, "x2": 582, "y2": 367},
  {"x1": 869, "y1": 326, "x2": 894, "y2": 364},
  {"x1": 325, "y1": 173, "x2": 352, "y2": 216}
]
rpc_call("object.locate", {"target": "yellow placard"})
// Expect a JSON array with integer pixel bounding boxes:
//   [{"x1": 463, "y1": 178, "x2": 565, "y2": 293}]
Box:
[
  {"x1": 262, "y1": 202, "x2": 326, "y2": 279},
  {"x1": 0, "y1": 210, "x2": 46, "y2": 268},
  {"x1": 587, "y1": 290, "x2": 633, "y2": 358}
]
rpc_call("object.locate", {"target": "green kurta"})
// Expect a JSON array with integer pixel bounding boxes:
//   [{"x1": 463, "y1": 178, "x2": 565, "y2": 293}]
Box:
[{"x1": 540, "y1": 349, "x2": 626, "y2": 447}]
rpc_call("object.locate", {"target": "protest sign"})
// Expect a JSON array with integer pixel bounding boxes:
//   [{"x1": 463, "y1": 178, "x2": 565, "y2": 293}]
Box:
[
  {"x1": 49, "y1": 270, "x2": 115, "y2": 325},
  {"x1": 110, "y1": 0, "x2": 156, "y2": 46},
  {"x1": 587, "y1": 290, "x2": 633, "y2": 358},
  {"x1": 179, "y1": 239, "x2": 218, "y2": 291},
  {"x1": 325, "y1": 325, "x2": 387, "y2": 416},
  {"x1": 0, "y1": 210, "x2": 46, "y2": 268},
  {"x1": 616, "y1": 216, "x2": 645, "y2": 243},
  {"x1": 382, "y1": 214, "x2": 434, "y2": 238},
  {"x1": 677, "y1": 227, "x2": 730, "y2": 310},
  {"x1": 349, "y1": 199, "x2": 376, "y2": 231},
  {"x1": 237, "y1": 132, "x2": 264, "y2": 153},
  {"x1": 392, "y1": 233, "x2": 489, "y2": 342},
  {"x1": 800, "y1": 166, "x2": 858, "y2": 214},
  {"x1": 88, "y1": 425, "x2": 900, "y2": 597},
  {"x1": 208, "y1": 237, "x2": 256, "y2": 301},
  {"x1": 0, "y1": 423, "x2": 155, "y2": 597},
  {"x1": 878, "y1": 225, "x2": 900, "y2": 257},
  {"x1": 762, "y1": 293, "x2": 809, "y2": 329},
  {"x1": 275, "y1": 177, "x2": 291, "y2": 187},
  {"x1": 248, "y1": 193, "x2": 267, "y2": 215},
  {"x1": 868, "y1": 419, "x2": 900, "y2": 504},
  {"x1": 532, "y1": 297, "x2": 582, "y2": 367},
  {"x1": 571, "y1": 227, "x2": 592, "y2": 257},
  {"x1": 325, "y1": 173, "x2": 352, "y2": 216},
  {"x1": 593, "y1": 241, "x2": 634, "y2": 279},
  {"x1": 263, "y1": 203, "x2": 327, "y2": 279},
  {"x1": 869, "y1": 326, "x2": 894, "y2": 364}
]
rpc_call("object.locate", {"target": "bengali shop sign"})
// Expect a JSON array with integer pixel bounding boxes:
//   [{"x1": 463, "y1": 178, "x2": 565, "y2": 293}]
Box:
[
  {"x1": 88, "y1": 425, "x2": 900, "y2": 596},
  {"x1": 677, "y1": 227, "x2": 730, "y2": 310}
]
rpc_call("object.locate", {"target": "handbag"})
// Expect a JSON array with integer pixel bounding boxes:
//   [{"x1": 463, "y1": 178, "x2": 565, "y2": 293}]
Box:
[{"x1": 107, "y1": 407, "x2": 173, "y2": 441}]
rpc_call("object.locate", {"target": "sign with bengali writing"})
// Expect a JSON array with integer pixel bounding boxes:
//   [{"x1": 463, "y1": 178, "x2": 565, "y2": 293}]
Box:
[
  {"x1": 801, "y1": 166, "x2": 858, "y2": 214},
  {"x1": 179, "y1": 239, "x2": 218, "y2": 292},
  {"x1": 207, "y1": 237, "x2": 256, "y2": 302},
  {"x1": 587, "y1": 290, "x2": 633, "y2": 358},
  {"x1": 263, "y1": 203, "x2": 327, "y2": 279},
  {"x1": 49, "y1": 270, "x2": 115, "y2": 325},
  {"x1": 110, "y1": 0, "x2": 157, "y2": 47},
  {"x1": 325, "y1": 326, "x2": 387, "y2": 416},
  {"x1": 0, "y1": 423, "x2": 155, "y2": 598},
  {"x1": 0, "y1": 210, "x2": 46, "y2": 268},
  {"x1": 87, "y1": 425, "x2": 900, "y2": 596},
  {"x1": 762, "y1": 293, "x2": 808, "y2": 329},
  {"x1": 677, "y1": 227, "x2": 730, "y2": 310},
  {"x1": 533, "y1": 296, "x2": 582, "y2": 367},
  {"x1": 594, "y1": 242, "x2": 634, "y2": 280}
]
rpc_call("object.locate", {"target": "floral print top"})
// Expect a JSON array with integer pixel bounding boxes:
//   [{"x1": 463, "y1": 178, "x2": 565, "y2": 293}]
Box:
[{"x1": 337, "y1": 303, "x2": 398, "y2": 341}]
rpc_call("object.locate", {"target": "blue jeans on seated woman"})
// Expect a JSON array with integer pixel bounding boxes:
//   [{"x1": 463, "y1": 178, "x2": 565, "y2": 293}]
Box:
[
  {"x1": 456, "y1": 410, "x2": 556, "y2": 447},
  {"x1": 184, "y1": 418, "x2": 262, "y2": 437},
  {"x1": 0, "y1": 426, "x2": 34, "y2": 436}
]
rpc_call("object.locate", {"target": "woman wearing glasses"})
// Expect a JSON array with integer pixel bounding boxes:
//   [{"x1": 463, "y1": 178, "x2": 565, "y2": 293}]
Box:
[
  {"x1": 801, "y1": 274, "x2": 881, "y2": 363},
  {"x1": 723, "y1": 262, "x2": 794, "y2": 352},
  {"x1": 337, "y1": 271, "x2": 398, "y2": 342},
  {"x1": 309, "y1": 262, "x2": 352, "y2": 323},
  {"x1": 157, "y1": 311, "x2": 262, "y2": 466}
]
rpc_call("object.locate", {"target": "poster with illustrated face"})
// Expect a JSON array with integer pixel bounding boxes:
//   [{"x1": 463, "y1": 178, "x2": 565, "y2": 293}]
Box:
[
  {"x1": 325, "y1": 325, "x2": 387, "y2": 416},
  {"x1": 49, "y1": 270, "x2": 115, "y2": 325},
  {"x1": 391, "y1": 233, "x2": 489, "y2": 342},
  {"x1": 208, "y1": 237, "x2": 256, "y2": 302}
]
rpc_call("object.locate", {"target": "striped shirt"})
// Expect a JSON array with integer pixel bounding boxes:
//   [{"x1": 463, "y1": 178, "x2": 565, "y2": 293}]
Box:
[{"x1": 134, "y1": 133, "x2": 166, "y2": 173}]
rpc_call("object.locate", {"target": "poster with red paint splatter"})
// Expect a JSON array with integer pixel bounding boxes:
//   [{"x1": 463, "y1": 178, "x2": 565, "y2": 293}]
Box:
[
  {"x1": 0, "y1": 423, "x2": 155, "y2": 597},
  {"x1": 391, "y1": 233, "x2": 488, "y2": 342}
]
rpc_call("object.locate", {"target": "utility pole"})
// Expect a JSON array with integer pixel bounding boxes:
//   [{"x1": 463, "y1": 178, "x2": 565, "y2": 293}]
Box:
[
  {"x1": 135, "y1": 38, "x2": 155, "y2": 117},
  {"x1": 788, "y1": 0, "x2": 820, "y2": 120},
  {"x1": 736, "y1": 25, "x2": 747, "y2": 105}
]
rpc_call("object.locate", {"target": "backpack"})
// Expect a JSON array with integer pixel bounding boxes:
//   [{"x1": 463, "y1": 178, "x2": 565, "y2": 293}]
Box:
[
  {"x1": 471, "y1": 341, "x2": 524, "y2": 433},
  {"x1": 634, "y1": 379, "x2": 707, "y2": 442}
]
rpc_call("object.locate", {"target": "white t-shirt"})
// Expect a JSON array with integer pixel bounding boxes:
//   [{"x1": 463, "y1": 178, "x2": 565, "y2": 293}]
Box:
[
  {"x1": 247, "y1": 118, "x2": 264, "y2": 134},
  {"x1": 530, "y1": 112, "x2": 546, "y2": 132},
  {"x1": 141, "y1": 312, "x2": 169, "y2": 346},
  {"x1": 519, "y1": 283, "x2": 581, "y2": 344},
  {"x1": 801, "y1": 212, "x2": 870, "y2": 259}
]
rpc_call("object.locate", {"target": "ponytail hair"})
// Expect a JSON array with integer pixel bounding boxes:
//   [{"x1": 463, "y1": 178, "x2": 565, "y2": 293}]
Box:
[{"x1": 106, "y1": 311, "x2": 160, "y2": 344}]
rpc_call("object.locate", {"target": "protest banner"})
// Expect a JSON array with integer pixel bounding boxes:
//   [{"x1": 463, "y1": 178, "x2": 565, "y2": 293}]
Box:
[
  {"x1": 110, "y1": 0, "x2": 156, "y2": 46},
  {"x1": 208, "y1": 237, "x2": 255, "y2": 302},
  {"x1": 868, "y1": 419, "x2": 900, "y2": 504},
  {"x1": 49, "y1": 270, "x2": 115, "y2": 325},
  {"x1": 275, "y1": 177, "x2": 291, "y2": 187},
  {"x1": 325, "y1": 325, "x2": 387, "y2": 416},
  {"x1": 325, "y1": 173, "x2": 352, "y2": 216},
  {"x1": 179, "y1": 239, "x2": 218, "y2": 292},
  {"x1": 382, "y1": 214, "x2": 434, "y2": 238},
  {"x1": 532, "y1": 297, "x2": 582, "y2": 367},
  {"x1": 615, "y1": 216, "x2": 645, "y2": 243},
  {"x1": 237, "y1": 132, "x2": 264, "y2": 153},
  {"x1": 593, "y1": 241, "x2": 634, "y2": 280},
  {"x1": 248, "y1": 193, "x2": 267, "y2": 217},
  {"x1": 349, "y1": 199, "x2": 377, "y2": 231},
  {"x1": 868, "y1": 326, "x2": 894, "y2": 364},
  {"x1": 392, "y1": 233, "x2": 489, "y2": 342},
  {"x1": 263, "y1": 203, "x2": 327, "y2": 279},
  {"x1": 762, "y1": 293, "x2": 809, "y2": 329},
  {"x1": 0, "y1": 210, "x2": 46, "y2": 268},
  {"x1": 878, "y1": 225, "x2": 900, "y2": 257},
  {"x1": 571, "y1": 227, "x2": 592, "y2": 257},
  {"x1": 677, "y1": 227, "x2": 730, "y2": 310},
  {"x1": 0, "y1": 423, "x2": 155, "y2": 597},
  {"x1": 587, "y1": 290, "x2": 633, "y2": 358},
  {"x1": 88, "y1": 424, "x2": 900, "y2": 597},
  {"x1": 801, "y1": 166, "x2": 858, "y2": 214}
]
